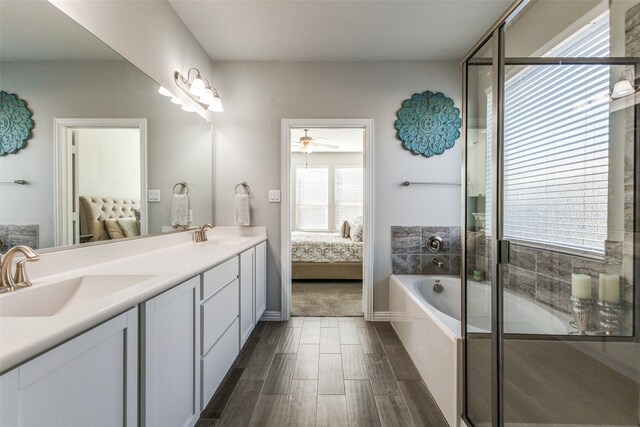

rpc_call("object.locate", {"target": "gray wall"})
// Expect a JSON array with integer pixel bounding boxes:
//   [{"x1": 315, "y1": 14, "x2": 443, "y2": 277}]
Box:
[
  {"x1": 212, "y1": 61, "x2": 462, "y2": 314},
  {"x1": 0, "y1": 61, "x2": 213, "y2": 249}
]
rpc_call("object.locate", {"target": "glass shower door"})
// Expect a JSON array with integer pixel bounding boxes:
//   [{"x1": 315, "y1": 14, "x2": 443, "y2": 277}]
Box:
[{"x1": 464, "y1": 36, "x2": 494, "y2": 427}]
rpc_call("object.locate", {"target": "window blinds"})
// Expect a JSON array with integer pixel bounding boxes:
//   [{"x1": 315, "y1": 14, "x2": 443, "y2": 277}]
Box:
[
  {"x1": 296, "y1": 167, "x2": 329, "y2": 230},
  {"x1": 335, "y1": 167, "x2": 363, "y2": 229},
  {"x1": 487, "y1": 12, "x2": 610, "y2": 254}
]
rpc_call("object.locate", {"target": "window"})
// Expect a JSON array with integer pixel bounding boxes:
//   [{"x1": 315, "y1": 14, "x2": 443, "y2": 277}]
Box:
[
  {"x1": 487, "y1": 12, "x2": 610, "y2": 254},
  {"x1": 335, "y1": 167, "x2": 363, "y2": 229},
  {"x1": 296, "y1": 167, "x2": 328, "y2": 230}
]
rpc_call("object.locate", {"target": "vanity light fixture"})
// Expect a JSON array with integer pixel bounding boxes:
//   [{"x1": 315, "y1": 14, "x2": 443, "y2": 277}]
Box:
[
  {"x1": 181, "y1": 104, "x2": 195, "y2": 112},
  {"x1": 170, "y1": 96, "x2": 183, "y2": 105},
  {"x1": 174, "y1": 67, "x2": 224, "y2": 112},
  {"x1": 610, "y1": 70, "x2": 637, "y2": 99}
]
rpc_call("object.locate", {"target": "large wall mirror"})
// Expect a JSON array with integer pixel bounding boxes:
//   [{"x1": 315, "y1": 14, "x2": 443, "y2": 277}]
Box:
[{"x1": 0, "y1": 1, "x2": 214, "y2": 252}]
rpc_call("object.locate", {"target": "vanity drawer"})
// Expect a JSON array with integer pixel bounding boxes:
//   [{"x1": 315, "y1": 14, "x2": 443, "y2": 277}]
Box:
[
  {"x1": 201, "y1": 318, "x2": 239, "y2": 409},
  {"x1": 201, "y1": 279, "x2": 239, "y2": 355},
  {"x1": 202, "y1": 257, "x2": 238, "y2": 300}
]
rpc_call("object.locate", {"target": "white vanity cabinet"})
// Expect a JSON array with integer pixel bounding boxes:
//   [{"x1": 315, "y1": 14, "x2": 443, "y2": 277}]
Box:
[
  {"x1": 141, "y1": 276, "x2": 200, "y2": 427},
  {"x1": 239, "y1": 242, "x2": 267, "y2": 347},
  {"x1": 200, "y1": 257, "x2": 240, "y2": 409},
  {"x1": 0, "y1": 308, "x2": 138, "y2": 427}
]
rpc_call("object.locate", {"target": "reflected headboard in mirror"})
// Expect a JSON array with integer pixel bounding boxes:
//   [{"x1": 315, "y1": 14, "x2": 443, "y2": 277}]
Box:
[{"x1": 0, "y1": 1, "x2": 214, "y2": 253}]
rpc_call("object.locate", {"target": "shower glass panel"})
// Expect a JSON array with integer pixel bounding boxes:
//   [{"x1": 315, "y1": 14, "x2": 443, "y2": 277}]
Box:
[
  {"x1": 464, "y1": 36, "x2": 494, "y2": 427},
  {"x1": 463, "y1": 0, "x2": 640, "y2": 425}
]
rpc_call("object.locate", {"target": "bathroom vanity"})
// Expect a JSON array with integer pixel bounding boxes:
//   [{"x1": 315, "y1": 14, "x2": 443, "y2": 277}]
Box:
[{"x1": 0, "y1": 228, "x2": 267, "y2": 427}]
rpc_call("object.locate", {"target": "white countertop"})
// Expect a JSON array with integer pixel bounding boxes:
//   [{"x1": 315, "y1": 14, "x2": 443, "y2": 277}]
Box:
[{"x1": 0, "y1": 227, "x2": 266, "y2": 373}]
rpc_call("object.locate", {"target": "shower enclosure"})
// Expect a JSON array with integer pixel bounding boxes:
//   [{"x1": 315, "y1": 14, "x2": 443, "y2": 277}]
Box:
[{"x1": 462, "y1": 1, "x2": 639, "y2": 425}]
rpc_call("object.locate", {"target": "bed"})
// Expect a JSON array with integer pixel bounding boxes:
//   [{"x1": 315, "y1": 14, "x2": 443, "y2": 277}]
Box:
[
  {"x1": 79, "y1": 196, "x2": 141, "y2": 242},
  {"x1": 291, "y1": 231, "x2": 362, "y2": 280}
]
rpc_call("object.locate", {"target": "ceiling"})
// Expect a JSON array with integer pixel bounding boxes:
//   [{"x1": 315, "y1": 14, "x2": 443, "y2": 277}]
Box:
[
  {"x1": 170, "y1": 0, "x2": 511, "y2": 61},
  {"x1": 0, "y1": 1, "x2": 121, "y2": 61},
  {"x1": 291, "y1": 128, "x2": 364, "y2": 153}
]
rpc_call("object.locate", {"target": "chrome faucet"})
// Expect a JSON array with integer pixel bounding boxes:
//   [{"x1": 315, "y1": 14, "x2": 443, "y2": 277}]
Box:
[
  {"x1": 432, "y1": 257, "x2": 444, "y2": 268},
  {"x1": 0, "y1": 245, "x2": 40, "y2": 293},
  {"x1": 194, "y1": 223, "x2": 214, "y2": 243}
]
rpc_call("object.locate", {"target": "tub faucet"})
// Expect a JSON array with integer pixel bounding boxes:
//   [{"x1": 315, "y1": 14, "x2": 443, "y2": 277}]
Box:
[
  {"x1": 195, "y1": 223, "x2": 214, "y2": 242},
  {"x1": 432, "y1": 257, "x2": 444, "y2": 268},
  {"x1": 0, "y1": 245, "x2": 40, "y2": 293}
]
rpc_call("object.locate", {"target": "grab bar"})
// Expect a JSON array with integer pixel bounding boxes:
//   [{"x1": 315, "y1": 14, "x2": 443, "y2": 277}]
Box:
[{"x1": 401, "y1": 181, "x2": 460, "y2": 186}]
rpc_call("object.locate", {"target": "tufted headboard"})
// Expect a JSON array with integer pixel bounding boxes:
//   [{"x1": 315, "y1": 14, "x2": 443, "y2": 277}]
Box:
[{"x1": 79, "y1": 196, "x2": 141, "y2": 241}]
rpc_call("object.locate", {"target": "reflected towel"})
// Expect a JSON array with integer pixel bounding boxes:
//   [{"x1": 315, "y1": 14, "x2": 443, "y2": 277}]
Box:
[
  {"x1": 234, "y1": 194, "x2": 250, "y2": 226},
  {"x1": 171, "y1": 194, "x2": 189, "y2": 228}
]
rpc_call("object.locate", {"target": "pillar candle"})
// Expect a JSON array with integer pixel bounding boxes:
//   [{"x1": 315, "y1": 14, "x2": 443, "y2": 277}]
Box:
[
  {"x1": 571, "y1": 274, "x2": 592, "y2": 299},
  {"x1": 599, "y1": 274, "x2": 620, "y2": 304}
]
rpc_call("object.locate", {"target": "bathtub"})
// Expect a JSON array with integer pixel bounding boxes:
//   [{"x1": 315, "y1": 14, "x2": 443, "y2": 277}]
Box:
[{"x1": 389, "y1": 274, "x2": 574, "y2": 426}]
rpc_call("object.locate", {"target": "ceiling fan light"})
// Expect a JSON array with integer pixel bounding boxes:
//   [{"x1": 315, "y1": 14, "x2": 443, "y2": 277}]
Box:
[
  {"x1": 611, "y1": 79, "x2": 636, "y2": 99},
  {"x1": 170, "y1": 96, "x2": 183, "y2": 105},
  {"x1": 158, "y1": 86, "x2": 172, "y2": 97},
  {"x1": 189, "y1": 77, "x2": 206, "y2": 97},
  {"x1": 208, "y1": 95, "x2": 224, "y2": 112}
]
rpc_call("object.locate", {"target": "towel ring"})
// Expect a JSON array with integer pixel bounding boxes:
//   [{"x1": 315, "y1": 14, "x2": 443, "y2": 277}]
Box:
[
  {"x1": 235, "y1": 182, "x2": 251, "y2": 195},
  {"x1": 173, "y1": 181, "x2": 189, "y2": 195}
]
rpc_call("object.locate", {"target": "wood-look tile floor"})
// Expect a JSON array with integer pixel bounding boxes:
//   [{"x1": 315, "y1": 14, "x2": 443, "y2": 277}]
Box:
[{"x1": 196, "y1": 318, "x2": 448, "y2": 427}]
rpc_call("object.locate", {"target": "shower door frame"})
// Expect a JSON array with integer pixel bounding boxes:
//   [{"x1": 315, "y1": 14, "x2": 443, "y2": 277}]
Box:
[{"x1": 461, "y1": 2, "x2": 640, "y2": 425}]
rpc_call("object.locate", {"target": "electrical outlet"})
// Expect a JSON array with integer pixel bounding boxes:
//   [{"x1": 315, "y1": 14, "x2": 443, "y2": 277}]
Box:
[
  {"x1": 188, "y1": 210, "x2": 193, "y2": 223},
  {"x1": 148, "y1": 190, "x2": 161, "y2": 202},
  {"x1": 268, "y1": 190, "x2": 281, "y2": 203}
]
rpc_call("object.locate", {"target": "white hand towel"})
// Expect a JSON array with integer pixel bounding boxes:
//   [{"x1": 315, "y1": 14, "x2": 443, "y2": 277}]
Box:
[
  {"x1": 171, "y1": 194, "x2": 189, "y2": 227},
  {"x1": 234, "y1": 194, "x2": 250, "y2": 226}
]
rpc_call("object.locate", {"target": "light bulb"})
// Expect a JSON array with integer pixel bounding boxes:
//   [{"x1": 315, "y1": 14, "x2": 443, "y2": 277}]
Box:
[
  {"x1": 610, "y1": 79, "x2": 636, "y2": 99},
  {"x1": 158, "y1": 86, "x2": 172, "y2": 97},
  {"x1": 208, "y1": 95, "x2": 224, "y2": 112},
  {"x1": 199, "y1": 88, "x2": 215, "y2": 106},
  {"x1": 170, "y1": 96, "x2": 183, "y2": 105},
  {"x1": 181, "y1": 104, "x2": 195, "y2": 112},
  {"x1": 189, "y1": 77, "x2": 206, "y2": 97}
]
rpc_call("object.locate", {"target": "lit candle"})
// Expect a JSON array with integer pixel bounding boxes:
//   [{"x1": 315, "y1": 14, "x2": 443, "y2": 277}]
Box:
[
  {"x1": 571, "y1": 274, "x2": 592, "y2": 299},
  {"x1": 599, "y1": 274, "x2": 620, "y2": 304}
]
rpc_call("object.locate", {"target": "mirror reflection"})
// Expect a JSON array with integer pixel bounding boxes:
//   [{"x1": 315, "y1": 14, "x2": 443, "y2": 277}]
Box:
[{"x1": 0, "y1": 1, "x2": 213, "y2": 252}]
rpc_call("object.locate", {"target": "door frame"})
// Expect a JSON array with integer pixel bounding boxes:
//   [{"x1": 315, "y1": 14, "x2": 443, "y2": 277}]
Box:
[
  {"x1": 53, "y1": 118, "x2": 148, "y2": 247},
  {"x1": 280, "y1": 118, "x2": 374, "y2": 321}
]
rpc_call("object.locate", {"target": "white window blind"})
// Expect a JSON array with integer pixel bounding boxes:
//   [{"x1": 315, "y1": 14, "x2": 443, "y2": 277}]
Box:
[
  {"x1": 498, "y1": 12, "x2": 610, "y2": 253},
  {"x1": 335, "y1": 167, "x2": 363, "y2": 229},
  {"x1": 296, "y1": 167, "x2": 329, "y2": 230}
]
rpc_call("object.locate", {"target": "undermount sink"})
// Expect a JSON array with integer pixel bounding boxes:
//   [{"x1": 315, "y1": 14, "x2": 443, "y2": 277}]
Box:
[
  {"x1": 198, "y1": 237, "x2": 248, "y2": 246},
  {"x1": 0, "y1": 274, "x2": 155, "y2": 318}
]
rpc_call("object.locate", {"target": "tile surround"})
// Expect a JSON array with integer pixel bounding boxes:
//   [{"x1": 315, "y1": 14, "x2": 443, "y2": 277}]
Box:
[
  {"x1": 391, "y1": 226, "x2": 461, "y2": 276},
  {"x1": 0, "y1": 224, "x2": 39, "y2": 251}
]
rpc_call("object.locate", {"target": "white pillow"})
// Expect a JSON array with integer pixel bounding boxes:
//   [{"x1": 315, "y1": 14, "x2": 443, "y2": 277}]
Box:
[{"x1": 349, "y1": 216, "x2": 364, "y2": 242}]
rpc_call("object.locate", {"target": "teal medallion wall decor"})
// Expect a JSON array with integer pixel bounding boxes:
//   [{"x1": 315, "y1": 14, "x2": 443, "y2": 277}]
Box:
[
  {"x1": 1, "y1": 91, "x2": 34, "y2": 156},
  {"x1": 395, "y1": 91, "x2": 461, "y2": 158}
]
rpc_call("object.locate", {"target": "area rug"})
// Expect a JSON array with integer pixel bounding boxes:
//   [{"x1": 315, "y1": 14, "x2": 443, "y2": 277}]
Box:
[{"x1": 292, "y1": 280, "x2": 363, "y2": 316}]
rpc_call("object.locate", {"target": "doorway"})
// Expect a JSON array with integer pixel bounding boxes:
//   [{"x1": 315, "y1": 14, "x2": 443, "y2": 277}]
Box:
[
  {"x1": 281, "y1": 119, "x2": 374, "y2": 320},
  {"x1": 54, "y1": 118, "x2": 147, "y2": 247}
]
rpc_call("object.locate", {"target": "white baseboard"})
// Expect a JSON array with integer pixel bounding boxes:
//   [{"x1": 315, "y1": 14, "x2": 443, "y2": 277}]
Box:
[
  {"x1": 372, "y1": 311, "x2": 391, "y2": 321},
  {"x1": 260, "y1": 310, "x2": 283, "y2": 321}
]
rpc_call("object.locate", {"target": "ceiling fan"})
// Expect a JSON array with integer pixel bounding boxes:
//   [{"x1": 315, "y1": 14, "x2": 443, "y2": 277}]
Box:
[{"x1": 292, "y1": 129, "x2": 339, "y2": 153}]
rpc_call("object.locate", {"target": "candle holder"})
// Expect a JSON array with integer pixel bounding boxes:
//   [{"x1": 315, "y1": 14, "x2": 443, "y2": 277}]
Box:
[
  {"x1": 569, "y1": 296, "x2": 595, "y2": 335},
  {"x1": 597, "y1": 301, "x2": 622, "y2": 336}
]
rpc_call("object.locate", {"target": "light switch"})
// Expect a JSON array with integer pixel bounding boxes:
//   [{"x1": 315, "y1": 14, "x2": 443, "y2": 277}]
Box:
[
  {"x1": 268, "y1": 190, "x2": 281, "y2": 203},
  {"x1": 148, "y1": 189, "x2": 161, "y2": 202}
]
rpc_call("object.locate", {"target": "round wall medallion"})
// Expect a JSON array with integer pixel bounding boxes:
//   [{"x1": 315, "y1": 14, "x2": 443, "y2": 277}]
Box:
[
  {"x1": 1, "y1": 91, "x2": 34, "y2": 156},
  {"x1": 394, "y1": 90, "x2": 461, "y2": 158}
]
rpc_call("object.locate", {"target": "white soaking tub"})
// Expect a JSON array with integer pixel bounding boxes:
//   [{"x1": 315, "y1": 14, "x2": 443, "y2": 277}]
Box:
[{"x1": 389, "y1": 274, "x2": 575, "y2": 426}]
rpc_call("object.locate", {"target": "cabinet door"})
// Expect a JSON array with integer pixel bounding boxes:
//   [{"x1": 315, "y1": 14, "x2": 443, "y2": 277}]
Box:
[
  {"x1": 0, "y1": 308, "x2": 138, "y2": 427},
  {"x1": 142, "y1": 276, "x2": 200, "y2": 427},
  {"x1": 239, "y1": 248, "x2": 255, "y2": 347},
  {"x1": 255, "y1": 241, "x2": 267, "y2": 320}
]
